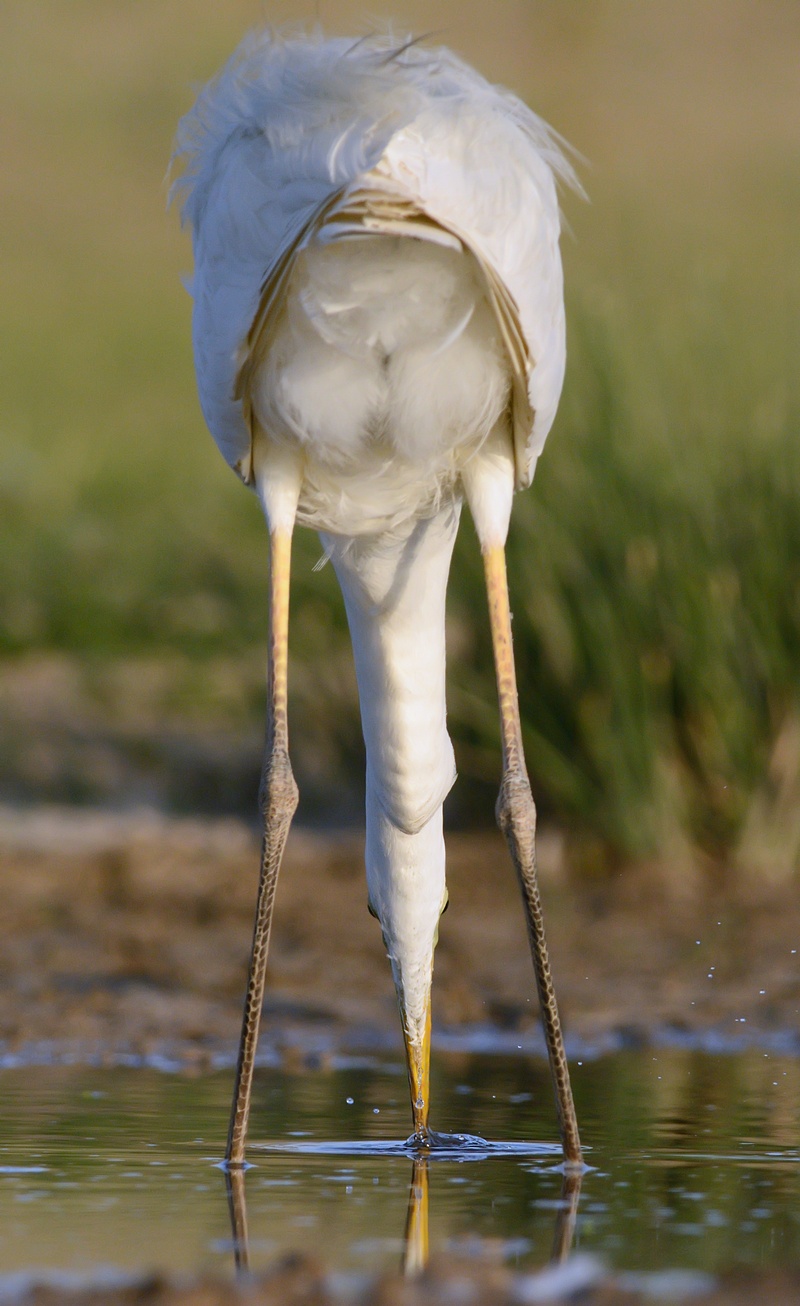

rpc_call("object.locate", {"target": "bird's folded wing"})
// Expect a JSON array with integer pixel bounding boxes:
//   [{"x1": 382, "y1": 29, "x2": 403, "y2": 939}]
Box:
[{"x1": 235, "y1": 181, "x2": 534, "y2": 487}]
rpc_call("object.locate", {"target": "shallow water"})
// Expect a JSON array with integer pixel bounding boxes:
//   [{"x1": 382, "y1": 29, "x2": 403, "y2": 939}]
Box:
[{"x1": 1, "y1": 1048, "x2": 800, "y2": 1280}]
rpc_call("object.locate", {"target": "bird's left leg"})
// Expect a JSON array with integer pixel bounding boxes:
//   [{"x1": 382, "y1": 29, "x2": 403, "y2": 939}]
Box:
[
  {"x1": 226, "y1": 441, "x2": 303, "y2": 1167},
  {"x1": 463, "y1": 431, "x2": 582, "y2": 1168}
]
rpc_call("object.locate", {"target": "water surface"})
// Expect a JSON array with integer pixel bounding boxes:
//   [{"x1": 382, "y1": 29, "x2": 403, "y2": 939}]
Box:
[{"x1": 1, "y1": 1048, "x2": 799, "y2": 1279}]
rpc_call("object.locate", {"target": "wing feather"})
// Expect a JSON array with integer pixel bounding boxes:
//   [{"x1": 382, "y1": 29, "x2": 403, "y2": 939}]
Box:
[
  {"x1": 173, "y1": 30, "x2": 579, "y2": 488},
  {"x1": 235, "y1": 178, "x2": 534, "y2": 485}
]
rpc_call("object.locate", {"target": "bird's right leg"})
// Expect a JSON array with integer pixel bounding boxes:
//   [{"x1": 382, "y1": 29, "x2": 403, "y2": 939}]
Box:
[
  {"x1": 463, "y1": 430, "x2": 582, "y2": 1168},
  {"x1": 483, "y1": 541, "x2": 581, "y2": 1165},
  {"x1": 226, "y1": 441, "x2": 303, "y2": 1167}
]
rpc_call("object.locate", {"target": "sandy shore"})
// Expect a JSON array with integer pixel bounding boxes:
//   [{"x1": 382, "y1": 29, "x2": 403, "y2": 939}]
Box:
[
  {"x1": 10, "y1": 1254, "x2": 800, "y2": 1305},
  {"x1": 1, "y1": 805, "x2": 799, "y2": 1070},
  {"x1": 3, "y1": 806, "x2": 800, "y2": 1304}
]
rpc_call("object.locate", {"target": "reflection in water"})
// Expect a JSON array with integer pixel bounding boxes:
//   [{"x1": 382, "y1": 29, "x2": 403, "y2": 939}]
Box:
[
  {"x1": 225, "y1": 1166, "x2": 250, "y2": 1276},
  {"x1": 225, "y1": 1151, "x2": 582, "y2": 1280},
  {"x1": 403, "y1": 1158, "x2": 429, "y2": 1276},
  {"x1": 3, "y1": 1050, "x2": 800, "y2": 1278},
  {"x1": 551, "y1": 1169, "x2": 582, "y2": 1264}
]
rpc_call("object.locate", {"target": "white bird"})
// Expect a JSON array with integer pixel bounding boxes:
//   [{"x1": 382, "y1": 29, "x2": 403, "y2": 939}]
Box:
[{"x1": 174, "y1": 28, "x2": 582, "y2": 1168}]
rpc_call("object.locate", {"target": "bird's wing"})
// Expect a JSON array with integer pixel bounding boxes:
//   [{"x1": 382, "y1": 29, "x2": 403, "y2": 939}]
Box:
[
  {"x1": 187, "y1": 140, "x2": 342, "y2": 481},
  {"x1": 176, "y1": 32, "x2": 574, "y2": 489},
  {"x1": 175, "y1": 34, "x2": 414, "y2": 481},
  {"x1": 236, "y1": 174, "x2": 536, "y2": 486},
  {"x1": 374, "y1": 113, "x2": 568, "y2": 490}
]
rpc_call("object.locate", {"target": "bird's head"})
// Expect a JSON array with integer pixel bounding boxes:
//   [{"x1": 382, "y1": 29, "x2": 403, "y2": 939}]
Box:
[{"x1": 366, "y1": 801, "x2": 448, "y2": 1140}]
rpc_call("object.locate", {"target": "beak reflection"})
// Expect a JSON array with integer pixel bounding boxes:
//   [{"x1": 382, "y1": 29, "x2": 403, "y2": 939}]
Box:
[
  {"x1": 402, "y1": 1156, "x2": 430, "y2": 1276},
  {"x1": 224, "y1": 1154, "x2": 582, "y2": 1282}
]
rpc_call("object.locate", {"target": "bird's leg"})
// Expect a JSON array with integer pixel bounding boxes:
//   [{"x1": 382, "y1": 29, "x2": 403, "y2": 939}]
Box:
[
  {"x1": 226, "y1": 449, "x2": 301, "y2": 1166},
  {"x1": 483, "y1": 543, "x2": 582, "y2": 1167}
]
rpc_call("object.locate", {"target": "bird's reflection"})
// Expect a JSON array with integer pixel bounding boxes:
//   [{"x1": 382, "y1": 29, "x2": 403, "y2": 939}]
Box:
[
  {"x1": 225, "y1": 1165, "x2": 250, "y2": 1276},
  {"x1": 550, "y1": 1167, "x2": 582, "y2": 1265},
  {"x1": 402, "y1": 1157, "x2": 430, "y2": 1275},
  {"x1": 225, "y1": 1152, "x2": 582, "y2": 1281}
]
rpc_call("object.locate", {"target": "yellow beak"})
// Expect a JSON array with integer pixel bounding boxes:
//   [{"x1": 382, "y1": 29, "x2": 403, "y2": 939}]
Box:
[{"x1": 402, "y1": 995, "x2": 432, "y2": 1142}]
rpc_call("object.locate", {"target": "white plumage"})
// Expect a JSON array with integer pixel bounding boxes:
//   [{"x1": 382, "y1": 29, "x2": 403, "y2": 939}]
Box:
[
  {"x1": 174, "y1": 28, "x2": 583, "y2": 1166},
  {"x1": 174, "y1": 30, "x2": 576, "y2": 524}
]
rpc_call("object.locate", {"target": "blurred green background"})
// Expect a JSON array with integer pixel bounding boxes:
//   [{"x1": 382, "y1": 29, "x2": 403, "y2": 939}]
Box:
[{"x1": 2, "y1": 1, "x2": 798, "y2": 881}]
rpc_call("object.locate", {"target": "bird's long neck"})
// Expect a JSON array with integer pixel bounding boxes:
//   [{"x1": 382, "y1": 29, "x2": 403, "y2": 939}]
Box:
[
  {"x1": 327, "y1": 503, "x2": 460, "y2": 836},
  {"x1": 325, "y1": 500, "x2": 461, "y2": 1131}
]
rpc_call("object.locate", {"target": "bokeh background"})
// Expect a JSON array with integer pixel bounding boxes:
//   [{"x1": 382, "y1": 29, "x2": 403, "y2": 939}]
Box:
[{"x1": 2, "y1": 0, "x2": 798, "y2": 885}]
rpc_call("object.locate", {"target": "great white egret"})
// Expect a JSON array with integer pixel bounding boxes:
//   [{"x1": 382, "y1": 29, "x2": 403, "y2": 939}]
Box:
[{"x1": 174, "y1": 28, "x2": 582, "y2": 1168}]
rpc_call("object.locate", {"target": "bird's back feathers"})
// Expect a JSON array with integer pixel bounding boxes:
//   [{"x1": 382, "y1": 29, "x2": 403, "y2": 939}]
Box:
[{"x1": 174, "y1": 30, "x2": 577, "y2": 516}]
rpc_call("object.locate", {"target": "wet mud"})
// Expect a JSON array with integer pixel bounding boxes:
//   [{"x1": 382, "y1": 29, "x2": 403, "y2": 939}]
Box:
[
  {"x1": 1, "y1": 806, "x2": 799, "y2": 1070},
  {"x1": 9, "y1": 1259, "x2": 800, "y2": 1306},
  {"x1": 3, "y1": 806, "x2": 800, "y2": 1305}
]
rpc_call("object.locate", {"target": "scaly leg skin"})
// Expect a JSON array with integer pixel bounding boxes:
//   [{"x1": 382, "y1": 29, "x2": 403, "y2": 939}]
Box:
[
  {"x1": 225, "y1": 1164, "x2": 251, "y2": 1277},
  {"x1": 484, "y1": 544, "x2": 582, "y2": 1168},
  {"x1": 226, "y1": 529, "x2": 298, "y2": 1167},
  {"x1": 402, "y1": 1157, "x2": 430, "y2": 1277}
]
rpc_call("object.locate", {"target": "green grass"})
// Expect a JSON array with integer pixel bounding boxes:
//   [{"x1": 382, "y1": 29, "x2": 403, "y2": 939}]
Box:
[{"x1": 2, "y1": 3, "x2": 799, "y2": 873}]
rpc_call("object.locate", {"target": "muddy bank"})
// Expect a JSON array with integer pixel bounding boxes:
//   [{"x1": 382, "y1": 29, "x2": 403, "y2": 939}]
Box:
[
  {"x1": 9, "y1": 1255, "x2": 800, "y2": 1306},
  {"x1": 1, "y1": 805, "x2": 799, "y2": 1068}
]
